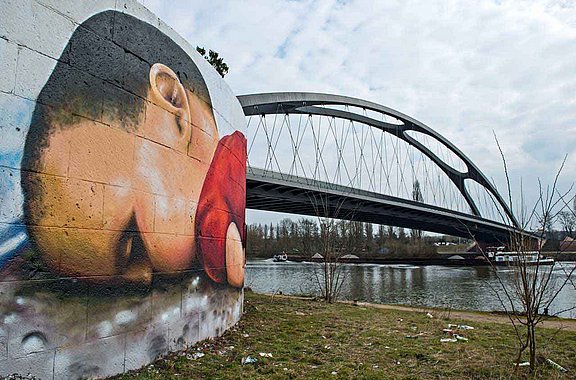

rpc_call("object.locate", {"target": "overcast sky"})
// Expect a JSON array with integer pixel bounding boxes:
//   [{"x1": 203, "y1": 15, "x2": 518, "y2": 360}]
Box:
[{"x1": 140, "y1": 0, "x2": 576, "y2": 226}]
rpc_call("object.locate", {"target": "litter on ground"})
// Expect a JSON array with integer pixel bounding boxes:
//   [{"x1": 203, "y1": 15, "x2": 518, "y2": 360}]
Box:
[
  {"x1": 187, "y1": 352, "x2": 205, "y2": 360},
  {"x1": 545, "y1": 358, "x2": 567, "y2": 373},
  {"x1": 242, "y1": 356, "x2": 258, "y2": 365},
  {"x1": 447, "y1": 323, "x2": 475, "y2": 330}
]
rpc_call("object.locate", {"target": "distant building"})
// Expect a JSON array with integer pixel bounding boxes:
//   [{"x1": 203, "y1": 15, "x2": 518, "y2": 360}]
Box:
[{"x1": 560, "y1": 236, "x2": 576, "y2": 252}]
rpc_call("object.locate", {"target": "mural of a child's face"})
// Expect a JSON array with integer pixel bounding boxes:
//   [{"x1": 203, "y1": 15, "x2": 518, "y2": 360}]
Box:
[{"x1": 25, "y1": 63, "x2": 245, "y2": 287}]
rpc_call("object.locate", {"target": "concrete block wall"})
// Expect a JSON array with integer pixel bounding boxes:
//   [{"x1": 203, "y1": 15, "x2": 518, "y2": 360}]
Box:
[{"x1": 0, "y1": 1, "x2": 246, "y2": 378}]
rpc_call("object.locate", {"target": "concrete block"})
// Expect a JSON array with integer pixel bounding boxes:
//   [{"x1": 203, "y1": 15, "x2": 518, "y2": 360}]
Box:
[
  {"x1": 0, "y1": 38, "x2": 18, "y2": 94},
  {"x1": 141, "y1": 101, "x2": 189, "y2": 153},
  {"x1": 123, "y1": 326, "x2": 153, "y2": 372},
  {"x1": 0, "y1": 167, "x2": 24, "y2": 224},
  {"x1": 36, "y1": 0, "x2": 117, "y2": 38},
  {"x1": 62, "y1": 20, "x2": 151, "y2": 102},
  {"x1": 198, "y1": 309, "x2": 224, "y2": 341},
  {"x1": 22, "y1": 174, "x2": 104, "y2": 228},
  {"x1": 0, "y1": 93, "x2": 35, "y2": 169},
  {"x1": 14, "y1": 47, "x2": 57, "y2": 101},
  {"x1": 230, "y1": 101, "x2": 248, "y2": 134},
  {"x1": 132, "y1": 136, "x2": 207, "y2": 197},
  {"x1": 0, "y1": 326, "x2": 7, "y2": 360},
  {"x1": 53, "y1": 333, "x2": 126, "y2": 380},
  {"x1": 115, "y1": 0, "x2": 161, "y2": 31},
  {"x1": 110, "y1": 6, "x2": 165, "y2": 63},
  {"x1": 187, "y1": 122, "x2": 218, "y2": 163},
  {"x1": 124, "y1": 322, "x2": 168, "y2": 371},
  {"x1": 0, "y1": 0, "x2": 74, "y2": 59},
  {"x1": 153, "y1": 195, "x2": 195, "y2": 235},
  {"x1": 85, "y1": 287, "x2": 152, "y2": 341},
  {"x1": 211, "y1": 85, "x2": 246, "y2": 134},
  {"x1": 214, "y1": 108, "x2": 238, "y2": 138},
  {"x1": 18, "y1": 120, "x2": 73, "y2": 178},
  {"x1": 0, "y1": 349, "x2": 55, "y2": 379},
  {"x1": 176, "y1": 309, "x2": 200, "y2": 349},
  {"x1": 33, "y1": 64, "x2": 106, "y2": 123},
  {"x1": 68, "y1": 120, "x2": 135, "y2": 186},
  {"x1": 6, "y1": 278, "x2": 88, "y2": 359},
  {"x1": 101, "y1": 83, "x2": 146, "y2": 131},
  {"x1": 102, "y1": 186, "x2": 154, "y2": 233},
  {"x1": 149, "y1": 272, "x2": 184, "y2": 312},
  {"x1": 226, "y1": 291, "x2": 244, "y2": 330},
  {"x1": 26, "y1": 226, "x2": 134, "y2": 277}
]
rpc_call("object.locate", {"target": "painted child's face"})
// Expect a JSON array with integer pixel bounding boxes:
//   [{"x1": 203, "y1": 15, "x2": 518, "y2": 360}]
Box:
[{"x1": 25, "y1": 63, "x2": 245, "y2": 286}]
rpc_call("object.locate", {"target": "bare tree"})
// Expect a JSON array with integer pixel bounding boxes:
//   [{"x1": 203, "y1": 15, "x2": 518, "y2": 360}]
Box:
[
  {"x1": 537, "y1": 209, "x2": 556, "y2": 241},
  {"x1": 558, "y1": 209, "x2": 576, "y2": 238},
  {"x1": 297, "y1": 218, "x2": 319, "y2": 255},
  {"x1": 411, "y1": 179, "x2": 423, "y2": 240},
  {"x1": 307, "y1": 192, "x2": 359, "y2": 303},
  {"x1": 365, "y1": 222, "x2": 374, "y2": 253},
  {"x1": 477, "y1": 141, "x2": 576, "y2": 374},
  {"x1": 376, "y1": 224, "x2": 387, "y2": 252}
]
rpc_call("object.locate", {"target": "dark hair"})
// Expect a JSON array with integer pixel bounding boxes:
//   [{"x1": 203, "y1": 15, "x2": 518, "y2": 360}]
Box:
[
  {"x1": 22, "y1": 10, "x2": 211, "y2": 173},
  {"x1": 21, "y1": 10, "x2": 212, "y2": 225}
]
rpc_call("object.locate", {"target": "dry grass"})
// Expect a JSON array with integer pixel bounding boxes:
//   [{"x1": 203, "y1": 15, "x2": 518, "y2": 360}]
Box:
[{"x1": 112, "y1": 291, "x2": 576, "y2": 379}]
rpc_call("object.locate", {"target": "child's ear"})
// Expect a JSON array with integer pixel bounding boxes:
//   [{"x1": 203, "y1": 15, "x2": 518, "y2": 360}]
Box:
[{"x1": 149, "y1": 63, "x2": 191, "y2": 135}]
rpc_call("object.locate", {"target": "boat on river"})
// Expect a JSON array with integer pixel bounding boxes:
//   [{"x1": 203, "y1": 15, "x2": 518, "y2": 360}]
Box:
[
  {"x1": 273, "y1": 253, "x2": 288, "y2": 262},
  {"x1": 488, "y1": 250, "x2": 554, "y2": 266}
]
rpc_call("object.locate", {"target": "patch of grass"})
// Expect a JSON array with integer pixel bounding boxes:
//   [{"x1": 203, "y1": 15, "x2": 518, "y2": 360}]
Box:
[{"x1": 112, "y1": 292, "x2": 575, "y2": 379}]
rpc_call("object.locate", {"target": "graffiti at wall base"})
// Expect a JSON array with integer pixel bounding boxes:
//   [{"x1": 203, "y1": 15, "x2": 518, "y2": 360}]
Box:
[
  {"x1": 0, "y1": 266, "x2": 243, "y2": 378},
  {"x1": 0, "y1": 3, "x2": 246, "y2": 379}
]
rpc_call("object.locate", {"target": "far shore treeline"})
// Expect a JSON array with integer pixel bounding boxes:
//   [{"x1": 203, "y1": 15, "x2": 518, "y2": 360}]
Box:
[
  {"x1": 246, "y1": 217, "x2": 576, "y2": 260},
  {"x1": 246, "y1": 218, "x2": 451, "y2": 259}
]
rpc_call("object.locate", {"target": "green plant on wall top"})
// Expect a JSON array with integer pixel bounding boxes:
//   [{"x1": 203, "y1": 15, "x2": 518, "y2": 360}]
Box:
[{"x1": 196, "y1": 46, "x2": 229, "y2": 78}]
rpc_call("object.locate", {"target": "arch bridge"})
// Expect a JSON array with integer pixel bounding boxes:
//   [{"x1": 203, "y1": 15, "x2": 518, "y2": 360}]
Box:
[{"x1": 238, "y1": 92, "x2": 533, "y2": 244}]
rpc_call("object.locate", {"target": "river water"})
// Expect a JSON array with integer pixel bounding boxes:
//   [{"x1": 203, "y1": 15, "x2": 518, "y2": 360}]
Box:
[{"x1": 245, "y1": 259, "x2": 576, "y2": 319}]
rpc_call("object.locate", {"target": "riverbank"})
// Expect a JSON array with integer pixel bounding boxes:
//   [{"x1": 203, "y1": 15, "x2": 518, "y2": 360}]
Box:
[
  {"x1": 113, "y1": 292, "x2": 575, "y2": 379},
  {"x1": 276, "y1": 252, "x2": 574, "y2": 266},
  {"x1": 286, "y1": 254, "x2": 488, "y2": 266}
]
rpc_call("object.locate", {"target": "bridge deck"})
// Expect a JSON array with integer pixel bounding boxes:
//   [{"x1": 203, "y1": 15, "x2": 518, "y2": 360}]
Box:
[{"x1": 246, "y1": 167, "x2": 530, "y2": 244}]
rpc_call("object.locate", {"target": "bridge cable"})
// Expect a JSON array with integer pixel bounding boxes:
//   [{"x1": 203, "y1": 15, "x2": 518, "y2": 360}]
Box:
[{"x1": 247, "y1": 115, "x2": 264, "y2": 174}]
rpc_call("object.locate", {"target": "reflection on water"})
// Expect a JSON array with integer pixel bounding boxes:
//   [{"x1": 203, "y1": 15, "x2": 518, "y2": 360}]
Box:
[{"x1": 245, "y1": 259, "x2": 576, "y2": 319}]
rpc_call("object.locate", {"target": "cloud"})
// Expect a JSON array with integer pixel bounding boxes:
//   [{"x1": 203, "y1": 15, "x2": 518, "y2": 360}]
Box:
[{"x1": 140, "y1": 0, "x2": 576, "y2": 225}]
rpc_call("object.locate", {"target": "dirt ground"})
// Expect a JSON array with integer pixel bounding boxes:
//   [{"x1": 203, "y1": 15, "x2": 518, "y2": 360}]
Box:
[{"x1": 338, "y1": 299, "x2": 576, "y2": 332}]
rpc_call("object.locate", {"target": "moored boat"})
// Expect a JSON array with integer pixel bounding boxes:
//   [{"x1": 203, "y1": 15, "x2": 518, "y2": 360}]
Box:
[
  {"x1": 488, "y1": 250, "x2": 554, "y2": 266},
  {"x1": 273, "y1": 253, "x2": 288, "y2": 262}
]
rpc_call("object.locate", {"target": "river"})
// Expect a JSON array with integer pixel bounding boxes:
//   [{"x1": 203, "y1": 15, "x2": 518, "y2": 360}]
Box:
[{"x1": 245, "y1": 259, "x2": 576, "y2": 319}]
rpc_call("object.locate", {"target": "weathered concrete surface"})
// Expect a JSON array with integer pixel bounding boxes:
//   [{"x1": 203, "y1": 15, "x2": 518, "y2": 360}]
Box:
[{"x1": 0, "y1": 1, "x2": 246, "y2": 378}]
